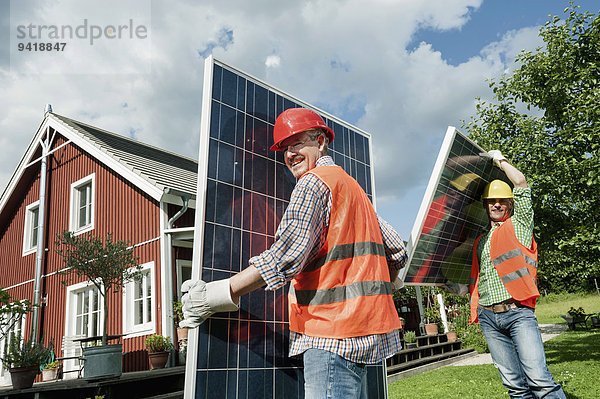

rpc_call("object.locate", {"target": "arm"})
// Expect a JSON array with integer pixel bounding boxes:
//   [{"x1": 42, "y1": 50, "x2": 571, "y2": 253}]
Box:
[
  {"x1": 180, "y1": 174, "x2": 329, "y2": 328},
  {"x1": 229, "y1": 266, "x2": 266, "y2": 304},
  {"x1": 488, "y1": 150, "x2": 527, "y2": 188},
  {"x1": 498, "y1": 160, "x2": 527, "y2": 188},
  {"x1": 378, "y1": 216, "x2": 407, "y2": 282}
]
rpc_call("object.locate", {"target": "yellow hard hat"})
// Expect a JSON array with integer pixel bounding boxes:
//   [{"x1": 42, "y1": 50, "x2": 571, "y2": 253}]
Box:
[
  {"x1": 481, "y1": 180, "x2": 513, "y2": 200},
  {"x1": 450, "y1": 173, "x2": 481, "y2": 192}
]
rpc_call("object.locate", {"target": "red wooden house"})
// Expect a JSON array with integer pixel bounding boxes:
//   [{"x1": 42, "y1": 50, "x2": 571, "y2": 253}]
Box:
[{"x1": 0, "y1": 108, "x2": 197, "y2": 385}]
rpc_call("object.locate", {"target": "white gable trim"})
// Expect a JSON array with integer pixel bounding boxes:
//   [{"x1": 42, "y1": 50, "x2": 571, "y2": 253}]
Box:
[{"x1": 0, "y1": 114, "x2": 163, "y2": 217}]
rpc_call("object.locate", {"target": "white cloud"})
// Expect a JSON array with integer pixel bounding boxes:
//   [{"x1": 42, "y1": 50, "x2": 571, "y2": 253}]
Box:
[
  {"x1": 0, "y1": 0, "x2": 547, "y2": 236},
  {"x1": 265, "y1": 55, "x2": 280, "y2": 68}
]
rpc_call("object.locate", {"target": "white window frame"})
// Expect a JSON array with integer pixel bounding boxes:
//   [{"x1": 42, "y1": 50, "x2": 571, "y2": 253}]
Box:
[
  {"x1": 69, "y1": 173, "x2": 95, "y2": 235},
  {"x1": 122, "y1": 261, "x2": 155, "y2": 337},
  {"x1": 65, "y1": 280, "x2": 104, "y2": 340},
  {"x1": 175, "y1": 259, "x2": 192, "y2": 300},
  {"x1": 0, "y1": 306, "x2": 27, "y2": 386},
  {"x1": 22, "y1": 200, "x2": 40, "y2": 256}
]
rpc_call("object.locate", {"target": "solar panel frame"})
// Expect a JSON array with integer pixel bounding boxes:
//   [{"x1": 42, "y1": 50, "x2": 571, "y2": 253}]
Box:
[
  {"x1": 400, "y1": 126, "x2": 510, "y2": 286},
  {"x1": 185, "y1": 56, "x2": 388, "y2": 399}
]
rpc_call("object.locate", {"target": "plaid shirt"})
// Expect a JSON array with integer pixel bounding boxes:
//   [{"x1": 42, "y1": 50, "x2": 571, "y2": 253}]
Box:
[
  {"x1": 477, "y1": 187, "x2": 534, "y2": 306},
  {"x1": 251, "y1": 156, "x2": 407, "y2": 364}
]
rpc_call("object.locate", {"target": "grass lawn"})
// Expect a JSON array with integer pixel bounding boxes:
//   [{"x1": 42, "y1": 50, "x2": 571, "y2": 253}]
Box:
[
  {"x1": 388, "y1": 293, "x2": 600, "y2": 398},
  {"x1": 535, "y1": 293, "x2": 600, "y2": 324},
  {"x1": 388, "y1": 330, "x2": 600, "y2": 398}
]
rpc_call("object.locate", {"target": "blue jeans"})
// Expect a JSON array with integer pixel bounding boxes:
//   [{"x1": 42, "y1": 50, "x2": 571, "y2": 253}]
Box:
[
  {"x1": 478, "y1": 305, "x2": 566, "y2": 398},
  {"x1": 303, "y1": 348, "x2": 368, "y2": 399}
]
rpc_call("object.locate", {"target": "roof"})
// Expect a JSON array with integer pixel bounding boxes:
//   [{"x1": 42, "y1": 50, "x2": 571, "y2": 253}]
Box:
[
  {"x1": 51, "y1": 113, "x2": 198, "y2": 197},
  {"x1": 0, "y1": 112, "x2": 199, "y2": 226}
]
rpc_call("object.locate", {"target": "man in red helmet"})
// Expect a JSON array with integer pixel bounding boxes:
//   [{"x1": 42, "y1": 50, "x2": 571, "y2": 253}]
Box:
[
  {"x1": 181, "y1": 108, "x2": 407, "y2": 398},
  {"x1": 466, "y1": 150, "x2": 565, "y2": 398}
]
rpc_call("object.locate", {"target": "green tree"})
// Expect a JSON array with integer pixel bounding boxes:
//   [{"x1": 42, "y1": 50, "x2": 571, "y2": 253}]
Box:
[
  {"x1": 463, "y1": 2, "x2": 600, "y2": 292},
  {"x1": 55, "y1": 231, "x2": 142, "y2": 345},
  {"x1": 0, "y1": 288, "x2": 33, "y2": 342}
]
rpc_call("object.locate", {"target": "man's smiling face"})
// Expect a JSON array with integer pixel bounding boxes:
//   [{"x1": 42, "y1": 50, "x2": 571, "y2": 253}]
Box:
[{"x1": 281, "y1": 130, "x2": 324, "y2": 178}]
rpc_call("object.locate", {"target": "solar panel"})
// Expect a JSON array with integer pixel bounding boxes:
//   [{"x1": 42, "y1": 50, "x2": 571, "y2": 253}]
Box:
[
  {"x1": 186, "y1": 56, "x2": 387, "y2": 399},
  {"x1": 401, "y1": 126, "x2": 510, "y2": 286}
]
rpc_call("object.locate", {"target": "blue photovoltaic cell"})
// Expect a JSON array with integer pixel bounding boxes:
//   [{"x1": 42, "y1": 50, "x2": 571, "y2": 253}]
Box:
[
  {"x1": 190, "y1": 58, "x2": 385, "y2": 399},
  {"x1": 403, "y1": 128, "x2": 510, "y2": 286}
]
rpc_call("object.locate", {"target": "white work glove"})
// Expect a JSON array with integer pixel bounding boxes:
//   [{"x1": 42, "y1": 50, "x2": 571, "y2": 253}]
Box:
[
  {"x1": 487, "y1": 150, "x2": 507, "y2": 168},
  {"x1": 392, "y1": 276, "x2": 405, "y2": 291},
  {"x1": 179, "y1": 279, "x2": 239, "y2": 328},
  {"x1": 441, "y1": 280, "x2": 469, "y2": 297}
]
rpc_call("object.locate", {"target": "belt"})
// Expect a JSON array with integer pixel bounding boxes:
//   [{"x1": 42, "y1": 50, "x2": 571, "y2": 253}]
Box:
[{"x1": 483, "y1": 301, "x2": 522, "y2": 314}]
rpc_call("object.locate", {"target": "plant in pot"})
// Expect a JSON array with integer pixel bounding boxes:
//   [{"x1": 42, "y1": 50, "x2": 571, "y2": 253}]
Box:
[
  {"x1": 445, "y1": 322, "x2": 458, "y2": 342},
  {"x1": 172, "y1": 300, "x2": 187, "y2": 365},
  {"x1": 56, "y1": 231, "x2": 142, "y2": 381},
  {"x1": 423, "y1": 288, "x2": 441, "y2": 335},
  {"x1": 1, "y1": 333, "x2": 51, "y2": 389},
  {"x1": 173, "y1": 300, "x2": 187, "y2": 341},
  {"x1": 42, "y1": 360, "x2": 59, "y2": 382},
  {"x1": 145, "y1": 334, "x2": 173, "y2": 370},
  {"x1": 403, "y1": 331, "x2": 417, "y2": 349}
]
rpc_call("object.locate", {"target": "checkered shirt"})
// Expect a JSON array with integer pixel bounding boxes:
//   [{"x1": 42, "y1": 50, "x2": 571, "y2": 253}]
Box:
[
  {"x1": 477, "y1": 187, "x2": 534, "y2": 306},
  {"x1": 251, "y1": 155, "x2": 407, "y2": 364}
]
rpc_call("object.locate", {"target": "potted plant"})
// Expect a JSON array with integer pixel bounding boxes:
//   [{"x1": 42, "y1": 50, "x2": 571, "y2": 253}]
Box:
[
  {"x1": 145, "y1": 334, "x2": 173, "y2": 370},
  {"x1": 423, "y1": 288, "x2": 441, "y2": 335},
  {"x1": 1, "y1": 333, "x2": 51, "y2": 389},
  {"x1": 42, "y1": 360, "x2": 59, "y2": 381},
  {"x1": 446, "y1": 322, "x2": 458, "y2": 342},
  {"x1": 56, "y1": 231, "x2": 142, "y2": 381},
  {"x1": 424, "y1": 307, "x2": 440, "y2": 335},
  {"x1": 403, "y1": 331, "x2": 417, "y2": 349},
  {"x1": 173, "y1": 300, "x2": 187, "y2": 341}
]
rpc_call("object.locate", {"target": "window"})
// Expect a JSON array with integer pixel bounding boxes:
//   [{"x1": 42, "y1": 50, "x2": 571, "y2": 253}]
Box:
[
  {"x1": 22, "y1": 201, "x2": 40, "y2": 255},
  {"x1": 0, "y1": 308, "x2": 26, "y2": 386},
  {"x1": 64, "y1": 282, "x2": 102, "y2": 378},
  {"x1": 175, "y1": 259, "x2": 192, "y2": 299},
  {"x1": 66, "y1": 283, "x2": 102, "y2": 339},
  {"x1": 123, "y1": 262, "x2": 155, "y2": 336},
  {"x1": 70, "y1": 174, "x2": 95, "y2": 234}
]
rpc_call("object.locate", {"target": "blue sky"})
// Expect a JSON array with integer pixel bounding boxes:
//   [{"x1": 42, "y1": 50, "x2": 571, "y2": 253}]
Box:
[{"x1": 0, "y1": 0, "x2": 598, "y2": 242}]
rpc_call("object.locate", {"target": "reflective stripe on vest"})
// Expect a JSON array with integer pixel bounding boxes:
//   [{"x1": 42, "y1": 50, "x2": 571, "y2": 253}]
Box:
[
  {"x1": 303, "y1": 241, "x2": 386, "y2": 273},
  {"x1": 289, "y1": 280, "x2": 393, "y2": 306},
  {"x1": 492, "y1": 249, "x2": 538, "y2": 270}
]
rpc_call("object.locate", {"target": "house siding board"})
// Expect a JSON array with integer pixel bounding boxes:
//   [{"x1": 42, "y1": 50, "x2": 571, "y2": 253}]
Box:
[{"x1": 0, "y1": 131, "x2": 165, "y2": 373}]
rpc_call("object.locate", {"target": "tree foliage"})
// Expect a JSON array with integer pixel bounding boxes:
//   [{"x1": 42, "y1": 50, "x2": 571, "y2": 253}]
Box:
[
  {"x1": 463, "y1": 2, "x2": 600, "y2": 292},
  {"x1": 55, "y1": 231, "x2": 141, "y2": 345},
  {"x1": 0, "y1": 288, "x2": 33, "y2": 342}
]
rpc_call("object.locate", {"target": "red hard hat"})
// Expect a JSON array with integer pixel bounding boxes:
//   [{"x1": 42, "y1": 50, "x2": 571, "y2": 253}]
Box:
[{"x1": 271, "y1": 108, "x2": 335, "y2": 151}]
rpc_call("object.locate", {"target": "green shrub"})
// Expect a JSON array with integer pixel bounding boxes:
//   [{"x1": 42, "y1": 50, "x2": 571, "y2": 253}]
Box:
[
  {"x1": 144, "y1": 334, "x2": 173, "y2": 353},
  {"x1": 43, "y1": 360, "x2": 59, "y2": 370},
  {"x1": 403, "y1": 331, "x2": 417, "y2": 343},
  {"x1": 459, "y1": 323, "x2": 489, "y2": 353},
  {"x1": 1, "y1": 333, "x2": 52, "y2": 370}
]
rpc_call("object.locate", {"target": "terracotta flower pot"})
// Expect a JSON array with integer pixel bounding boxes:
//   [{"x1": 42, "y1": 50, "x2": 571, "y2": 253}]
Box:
[
  {"x1": 446, "y1": 331, "x2": 458, "y2": 342},
  {"x1": 424, "y1": 323, "x2": 439, "y2": 335},
  {"x1": 148, "y1": 351, "x2": 170, "y2": 370},
  {"x1": 176, "y1": 327, "x2": 188, "y2": 341},
  {"x1": 42, "y1": 368, "x2": 58, "y2": 381},
  {"x1": 9, "y1": 366, "x2": 39, "y2": 389}
]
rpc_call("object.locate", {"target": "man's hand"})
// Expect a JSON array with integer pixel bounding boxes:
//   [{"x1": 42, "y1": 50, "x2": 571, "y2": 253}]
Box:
[
  {"x1": 392, "y1": 276, "x2": 405, "y2": 291},
  {"x1": 441, "y1": 280, "x2": 469, "y2": 297},
  {"x1": 488, "y1": 150, "x2": 508, "y2": 168},
  {"x1": 179, "y1": 279, "x2": 239, "y2": 328}
]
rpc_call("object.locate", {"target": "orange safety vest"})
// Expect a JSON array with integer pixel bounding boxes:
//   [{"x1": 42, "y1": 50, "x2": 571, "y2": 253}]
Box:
[
  {"x1": 469, "y1": 218, "x2": 539, "y2": 324},
  {"x1": 288, "y1": 165, "x2": 400, "y2": 338}
]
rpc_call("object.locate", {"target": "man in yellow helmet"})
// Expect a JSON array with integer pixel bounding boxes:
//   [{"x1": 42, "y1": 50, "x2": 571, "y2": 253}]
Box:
[{"x1": 468, "y1": 150, "x2": 565, "y2": 398}]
